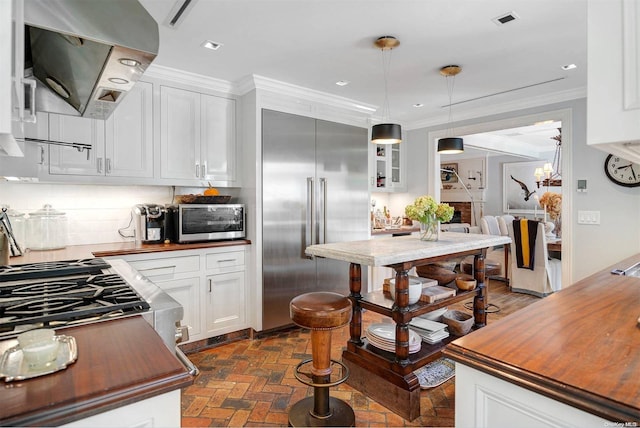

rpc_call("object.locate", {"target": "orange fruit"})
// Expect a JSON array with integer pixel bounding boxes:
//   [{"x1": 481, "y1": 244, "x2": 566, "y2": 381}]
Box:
[{"x1": 204, "y1": 187, "x2": 219, "y2": 196}]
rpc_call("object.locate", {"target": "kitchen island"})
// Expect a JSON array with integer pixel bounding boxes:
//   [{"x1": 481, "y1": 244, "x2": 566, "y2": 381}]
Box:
[
  {"x1": 0, "y1": 316, "x2": 195, "y2": 426},
  {"x1": 444, "y1": 253, "x2": 640, "y2": 426},
  {"x1": 305, "y1": 231, "x2": 511, "y2": 420}
]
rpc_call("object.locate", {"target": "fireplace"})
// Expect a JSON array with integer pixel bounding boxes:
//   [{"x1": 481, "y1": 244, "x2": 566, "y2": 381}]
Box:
[{"x1": 445, "y1": 202, "x2": 472, "y2": 224}]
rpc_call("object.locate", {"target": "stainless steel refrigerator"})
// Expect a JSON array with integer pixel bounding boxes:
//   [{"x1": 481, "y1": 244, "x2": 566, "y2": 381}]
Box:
[{"x1": 262, "y1": 109, "x2": 369, "y2": 331}]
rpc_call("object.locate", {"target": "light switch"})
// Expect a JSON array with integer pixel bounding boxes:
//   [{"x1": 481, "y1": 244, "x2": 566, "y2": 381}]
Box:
[{"x1": 578, "y1": 210, "x2": 600, "y2": 225}]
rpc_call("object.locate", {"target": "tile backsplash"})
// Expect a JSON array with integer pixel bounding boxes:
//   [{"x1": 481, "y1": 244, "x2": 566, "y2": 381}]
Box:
[{"x1": 1, "y1": 182, "x2": 174, "y2": 247}]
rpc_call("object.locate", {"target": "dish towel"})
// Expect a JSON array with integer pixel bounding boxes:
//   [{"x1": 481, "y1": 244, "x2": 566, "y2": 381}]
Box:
[{"x1": 513, "y1": 219, "x2": 538, "y2": 270}]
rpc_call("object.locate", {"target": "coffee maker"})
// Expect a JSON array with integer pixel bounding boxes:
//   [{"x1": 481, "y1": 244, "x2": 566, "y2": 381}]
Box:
[{"x1": 133, "y1": 204, "x2": 171, "y2": 244}]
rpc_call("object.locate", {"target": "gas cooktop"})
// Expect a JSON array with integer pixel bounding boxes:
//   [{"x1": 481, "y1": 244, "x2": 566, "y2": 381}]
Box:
[{"x1": 0, "y1": 259, "x2": 150, "y2": 336}]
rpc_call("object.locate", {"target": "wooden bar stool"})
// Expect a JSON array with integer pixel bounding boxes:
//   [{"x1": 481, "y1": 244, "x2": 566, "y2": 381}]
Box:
[{"x1": 288, "y1": 292, "x2": 355, "y2": 427}]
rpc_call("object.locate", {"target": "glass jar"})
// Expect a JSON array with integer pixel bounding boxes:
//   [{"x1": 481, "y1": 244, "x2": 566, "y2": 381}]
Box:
[{"x1": 26, "y1": 204, "x2": 68, "y2": 250}]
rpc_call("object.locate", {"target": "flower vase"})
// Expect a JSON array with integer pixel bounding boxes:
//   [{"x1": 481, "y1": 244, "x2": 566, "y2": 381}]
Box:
[
  {"x1": 419, "y1": 218, "x2": 440, "y2": 241},
  {"x1": 554, "y1": 217, "x2": 561, "y2": 238}
]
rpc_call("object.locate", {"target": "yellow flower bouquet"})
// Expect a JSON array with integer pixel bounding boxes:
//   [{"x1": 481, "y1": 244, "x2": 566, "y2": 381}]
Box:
[{"x1": 405, "y1": 196, "x2": 454, "y2": 241}]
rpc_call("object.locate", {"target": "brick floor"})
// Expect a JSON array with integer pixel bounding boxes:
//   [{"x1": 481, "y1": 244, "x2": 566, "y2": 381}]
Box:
[{"x1": 181, "y1": 281, "x2": 537, "y2": 427}]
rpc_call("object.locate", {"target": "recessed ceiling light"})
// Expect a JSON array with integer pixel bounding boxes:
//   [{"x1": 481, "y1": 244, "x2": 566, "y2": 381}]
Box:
[
  {"x1": 336, "y1": 80, "x2": 350, "y2": 86},
  {"x1": 492, "y1": 11, "x2": 519, "y2": 26},
  {"x1": 201, "y1": 40, "x2": 223, "y2": 50},
  {"x1": 561, "y1": 64, "x2": 577, "y2": 70},
  {"x1": 413, "y1": 103, "x2": 424, "y2": 108}
]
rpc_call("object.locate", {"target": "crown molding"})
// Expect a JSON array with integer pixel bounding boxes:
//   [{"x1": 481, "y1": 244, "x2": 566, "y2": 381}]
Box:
[
  {"x1": 145, "y1": 64, "x2": 237, "y2": 94},
  {"x1": 405, "y1": 86, "x2": 587, "y2": 130},
  {"x1": 235, "y1": 75, "x2": 378, "y2": 115}
]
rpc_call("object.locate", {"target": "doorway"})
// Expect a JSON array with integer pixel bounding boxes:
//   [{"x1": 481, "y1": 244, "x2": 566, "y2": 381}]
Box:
[{"x1": 427, "y1": 108, "x2": 572, "y2": 288}]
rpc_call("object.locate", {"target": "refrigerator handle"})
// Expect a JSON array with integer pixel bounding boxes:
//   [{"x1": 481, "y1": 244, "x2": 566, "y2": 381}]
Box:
[
  {"x1": 305, "y1": 177, "x2": 315, "y2": 259},
  {"x1": 320, "y1": 177, "x2": 327, "y2": 244}
]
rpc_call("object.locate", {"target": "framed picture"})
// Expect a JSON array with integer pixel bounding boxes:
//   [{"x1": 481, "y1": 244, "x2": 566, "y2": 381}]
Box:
[
  {"x1": 441, "y1": 163, "x2": 458, "y2": 183},
  {"x1": 503, "y1": 161, "x2": 548, "y2": 214}
]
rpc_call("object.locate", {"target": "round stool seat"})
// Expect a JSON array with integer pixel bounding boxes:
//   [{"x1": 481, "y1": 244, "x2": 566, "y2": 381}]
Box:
[
  {"x1": 290, "y1": 292, "x2": 352, "y2": 330},
  {"x1": 461, "y1": 259, "x2": 502, "y2": 277}
]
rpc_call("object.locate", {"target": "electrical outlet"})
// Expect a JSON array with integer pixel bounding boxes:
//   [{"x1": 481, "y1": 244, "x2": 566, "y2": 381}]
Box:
[{"x1": 578, "y1": 210, "x2": 600, "y2": 225}]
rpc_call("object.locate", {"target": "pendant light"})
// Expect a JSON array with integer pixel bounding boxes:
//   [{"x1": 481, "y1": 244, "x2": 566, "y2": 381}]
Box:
[
  {"x1": 371, "y1": 36, "x2": 402, "y2": 145},
  {"x1": 437, "y1": 65, "x2": 464, "y2": 154}
]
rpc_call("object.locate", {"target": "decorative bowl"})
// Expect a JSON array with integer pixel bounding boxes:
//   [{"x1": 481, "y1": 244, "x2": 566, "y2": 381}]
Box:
[
  {"x1": 389, "y1": 277, "x2": 423, "y2": 304},
  {"x1": 415, "y1": 264, "x2": 457, "y2": 286},
  {"x1": 455, "y1": 274, "x2": 477, "y2": 291},
  {"x1": 442, "y1": 310, "x2": 474, "y2": 336}
]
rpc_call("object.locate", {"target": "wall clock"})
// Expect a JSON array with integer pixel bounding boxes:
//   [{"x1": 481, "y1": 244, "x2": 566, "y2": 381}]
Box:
[{"x1": 604, "y1": 154, "x2": 640, "y2": 187}]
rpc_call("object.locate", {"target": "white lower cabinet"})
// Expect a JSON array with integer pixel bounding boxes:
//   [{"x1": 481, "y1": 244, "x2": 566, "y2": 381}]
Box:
[
  {"x1": 61, "y1": 389, "x2": 181, "y2": 428},
  {"x1": 108, "y1": 245, "x2": 249, "y2": 343},
  {"x1": 455, "y1": 364, "x2": 608, "y2": 428},
  {"x1": 205, "y1": 271, "x2": 245, "y2": 336}
]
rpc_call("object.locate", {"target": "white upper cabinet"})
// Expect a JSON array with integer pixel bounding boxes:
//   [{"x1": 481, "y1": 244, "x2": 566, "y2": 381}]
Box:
[
  {"x1": 160, "y1": 85, "x2": 237, "y2": 185},
  {"x1": 104, "y1": 81, "x2": 154, "y2": 178},
  {"x1": 48, "y1": 81, "x2": 153, "y2": 178},
  {"x1": 587, "y1": 0, "x2": 640, "y2": 161},
  {"x1": 160, "y1": 85, "x2": 200, "y2": 180},
  {"x1": 371, "y1": 142, "x2": 405, "y2": 192},
  {"x1": 201, "y1": 94, "x2": 236, "y2": 182},
  {"x1": 48, "y1": 114, "x2": 105, "y2": 176}
]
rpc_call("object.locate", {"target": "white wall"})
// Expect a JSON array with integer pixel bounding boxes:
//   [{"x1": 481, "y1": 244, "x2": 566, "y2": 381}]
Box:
[{"x1": 0, "y1": 182, "x2": 173, "y2": 247}]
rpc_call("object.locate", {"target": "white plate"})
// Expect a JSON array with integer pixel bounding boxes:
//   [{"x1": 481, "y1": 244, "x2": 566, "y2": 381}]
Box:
[
  {"x1": 366, "y1": 324, "x2": 421, "y2": 353},
  {"x1": 410, "y1": 318, "x2": 447, "y2": 333}
]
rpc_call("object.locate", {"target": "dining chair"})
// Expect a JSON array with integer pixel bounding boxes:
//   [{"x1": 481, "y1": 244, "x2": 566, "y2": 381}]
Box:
[{"x1": 507, "y1": 219, "x2": 561, "y2": 297}]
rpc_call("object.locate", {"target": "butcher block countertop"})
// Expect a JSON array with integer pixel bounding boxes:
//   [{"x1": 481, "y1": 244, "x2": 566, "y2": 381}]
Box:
[
  {"x1": 444, "y1": 253, "x2": 640, "y2": 422},
  {"x1": 0, "y1": 316, "x2": 195, "y2": 426},
  {"x1": 9, "y1": 239, "x2": 251, "y2": 264}
]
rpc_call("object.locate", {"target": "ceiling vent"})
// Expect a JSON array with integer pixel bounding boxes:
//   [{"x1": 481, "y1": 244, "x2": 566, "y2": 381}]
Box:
[
  {"x1": 492, "y1": 11, "x2": 519, "y2": 26},
  {"x1": 164, "y1": 0, "x2": 199, "y2": 28}
]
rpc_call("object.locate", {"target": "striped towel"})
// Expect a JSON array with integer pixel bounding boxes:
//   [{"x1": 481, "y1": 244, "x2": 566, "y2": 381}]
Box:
[{"x1": 512, "y1": 219, "x2": 539, "y2": 270}]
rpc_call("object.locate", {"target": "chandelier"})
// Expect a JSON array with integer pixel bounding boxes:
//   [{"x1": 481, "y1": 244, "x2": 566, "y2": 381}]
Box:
[{"x1": 534, "y1": 128, "x2": 562, "y2": 188}]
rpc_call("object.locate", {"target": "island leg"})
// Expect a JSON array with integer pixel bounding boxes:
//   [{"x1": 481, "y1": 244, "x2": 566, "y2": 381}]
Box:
[
  {"x1": 348, "y1": 263, "x2": 363, "y2": 346},
  {"x1": 473, "y1": 252, "x2": 487, "y2": 328},
  {"x1": 392, "y1": 266, "x2": 410, "y2": 366}
]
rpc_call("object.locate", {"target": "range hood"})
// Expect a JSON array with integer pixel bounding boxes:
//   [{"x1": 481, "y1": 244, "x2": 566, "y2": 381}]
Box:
[{"x1": 24, "y1": 0, "x2": 159, "y2": 119}]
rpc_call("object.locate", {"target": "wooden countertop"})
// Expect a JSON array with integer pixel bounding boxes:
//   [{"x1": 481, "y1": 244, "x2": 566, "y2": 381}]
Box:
[
  {"x1": 444, "y1": 253, "x2": 640, "y2": 422},
  {"x1": 0, "y1": 316, "x2": 195, "y2": 426},
  {"x1": 9, "y1": 239, "x2": 251, "y2": 264}
]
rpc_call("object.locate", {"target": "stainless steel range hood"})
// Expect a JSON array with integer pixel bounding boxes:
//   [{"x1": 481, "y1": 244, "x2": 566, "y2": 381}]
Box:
[{"x1": 24, "y1": 0, "x2": 159, "y2": 119}]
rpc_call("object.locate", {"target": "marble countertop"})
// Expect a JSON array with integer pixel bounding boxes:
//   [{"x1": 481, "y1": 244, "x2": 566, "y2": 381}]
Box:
[{"x1": 305, "y1": 232, "x2": 510, "y2": 266}]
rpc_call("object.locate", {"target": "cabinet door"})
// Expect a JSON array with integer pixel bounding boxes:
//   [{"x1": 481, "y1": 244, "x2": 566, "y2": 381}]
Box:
[
  {"x1": 48, "y1": 114, "x2": 105, "y2": 175},
  {"x1": 372, "y1": 143, "x2": 405, "y2": 192},
  {"x1": 154, "y1": 276, "x2": 202, "y2": 341},
  {"x1": 160, "y1": 86, "x2": 200, "y2": 179},
  {"x1": 200, "y1": 94, "x2": 236, "y2": 182},
  {"x1": 104, "y1": 81, "x2": 153, "y2": 177},
  {"x1": 205, "y1": 271, "x2": 245, "y2": 335}
]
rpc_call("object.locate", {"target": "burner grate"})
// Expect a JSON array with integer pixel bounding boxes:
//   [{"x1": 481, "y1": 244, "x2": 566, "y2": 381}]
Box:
[
  {"x1": 0, "y1": 258, "x2": 112, "y2": 282},
  {"x1": 0, "y1": 272, "x2": 150, "y2": 331}
]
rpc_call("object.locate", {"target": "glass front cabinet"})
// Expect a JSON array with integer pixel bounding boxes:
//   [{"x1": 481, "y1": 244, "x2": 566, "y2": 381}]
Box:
[{"x1": 372, "y1": 143, "x2": 406, "y2": 192}]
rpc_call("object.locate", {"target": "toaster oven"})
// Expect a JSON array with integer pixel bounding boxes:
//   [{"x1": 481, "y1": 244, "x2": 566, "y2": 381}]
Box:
[{"x1": 170, "y1": 204, "x2": 246, "y2": 243}]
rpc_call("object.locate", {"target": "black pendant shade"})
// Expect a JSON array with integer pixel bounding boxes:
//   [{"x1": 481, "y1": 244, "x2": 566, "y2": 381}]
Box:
[
  {"x1": 437, "y1": 137, "x2": 464, "y2": 154},
  {"x1": 371, "y1": 123, "x2": 402, "y2": 144}
]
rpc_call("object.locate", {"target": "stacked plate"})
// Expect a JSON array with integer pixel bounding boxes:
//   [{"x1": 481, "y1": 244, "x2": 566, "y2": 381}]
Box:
[
  {"x1": 409, "y1": 317, "x2": 449, "y2": 345},
  {"x1": 366, "y1": 323, "x2": 421, "y2": 354}
]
